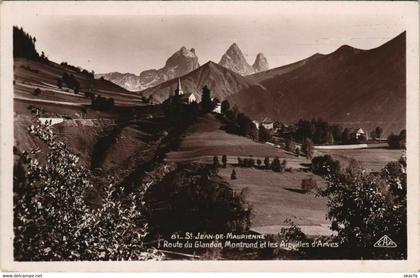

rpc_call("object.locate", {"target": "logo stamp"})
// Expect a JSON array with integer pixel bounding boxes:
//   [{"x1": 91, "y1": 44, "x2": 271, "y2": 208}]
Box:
[{"x1": 374, "y1": 235, "x2": 398, "y2": 248}]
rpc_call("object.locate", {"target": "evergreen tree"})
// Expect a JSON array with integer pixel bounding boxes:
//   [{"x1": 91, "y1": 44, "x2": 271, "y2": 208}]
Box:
[
  {"x1": 222, "y1": 155, "x2": 227, "y2": 168},
  {"x1": 231, "y1": 169, "x2": 237, "y2": 180},
  {"x1": 201, "y1": 85, "x2": 212, "y2": 112}
]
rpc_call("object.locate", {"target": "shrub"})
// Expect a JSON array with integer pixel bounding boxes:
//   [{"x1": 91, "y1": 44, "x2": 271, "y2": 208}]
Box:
[
  {"x1": 302, "y1": 138, "x2": 314, "y2": 159},
  {"x1": 91, "y1": 95, "x2": 115, "y2": 111},
  {"x1": 213, "y1": 155, "x2": 220, "y2": 168},
  {"x1": 319, "y1": 155, "x2": 407, "y2": 259},
  {"x1": 301, "y1": 177, "x2": 318, "y2": 192},
  {"x1": 388, "y1": 131, "x2": 406, "y2": 149},
  {"x1": 222, "y1": 155, "x2": 227, "y2": 168},
  {"x1": 271, "y1": 157, "x2": 281, "y2": 172},
  {"x1": 14, "y1": 112, "x2": 163, "y2": 261},
  {"x1": 264, "y1": 157, "x2": 270, "y2": 169},
  {"x1": 32, "y1": 88, "x2": 41, "y2": 96},
  {"x1": 231, "y1": 169, "x2": 237, "y2": 180},
  {"x1": 237, "y1": 157, "x2": 243, "y2": 167},
  {"x1": 146, "y1": 164, "x2": 251, "y2": 235},
  {"x1": 311, "y1": 155, "x2": 340, "y2": 177}
]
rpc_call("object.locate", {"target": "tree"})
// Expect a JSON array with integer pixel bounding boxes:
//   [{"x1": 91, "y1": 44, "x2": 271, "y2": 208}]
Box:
[
  {"x1": 14, "y1": 113, "x2": 163, "y2": 261},
  {"x1": 342, "y1": 128, "x2": 351, "y2": 144},
  {"x1": 281, "y1": 160, "x2": 287, "y2": 172},
  {"x1": 295, "y1": 147, "x2": 300, "y2": 157},
  {"x1": 388, "y1": 131, "x2": 406, "y2": 149},
  {"x1": 302, "y1": 138, "x2": 314, "y2": 160},
  {"x1": 311, "y1": 155, "x2": 340, "y2": 177},
  {"x1": 258, "y1": 125, "x2": 271, "y2": 142},
  {"x1": 271, "y1": 157, "x2": 281, "y2": 172},
  {"x1": 57, "y1": 79, "x2": 63, "y2": 89},
  {"x1": 13, "y1": 26, "x2": 40, "y2": 60},
  {"x1": 221, "y1": 100, "x2": 230, "y2": 115},
  {"x1": 285, "y1": 139, "x2": 296, "y2": 152},
  {"x1": 32, "y1": 88, "x2": 41, "y2": 96},
  {"x1": 301, "y1": 177, "x2": 318, "y2": 192},
  {"x1": 201, "y1": 85, "x2": 212, "y2": 112},
  {"x1": 231, "y1": 169, "x2": 237, "y2": 180},
  {"x1": 264, "y1": 157, "x2": 270, "y2": 169},
  {"x1": 375, "y1": 126, "x2": 383, "y2": 140},
  {"x1": 222, "y1": 155, "x2": 227, "y2": 168},
  {"x1": 319, "y1": 155, "x2": 407, "y2": 259},
  {"x1": 213, "y1": 155, "x2": 220, "y2": 168}
]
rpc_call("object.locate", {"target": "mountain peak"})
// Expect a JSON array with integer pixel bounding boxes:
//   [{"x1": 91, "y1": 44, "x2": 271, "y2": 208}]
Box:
[
  {"x1": 252, "y1": 53, "x2": 269, "y2": 72},
  {"x1": 219, "y1": 43, "x2": 254, "y2": 76}
]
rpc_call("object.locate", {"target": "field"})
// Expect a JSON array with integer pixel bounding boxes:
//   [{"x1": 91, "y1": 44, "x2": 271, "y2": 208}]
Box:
[
  {"x1": 166, "y1": 114, "x2": 310, "y2": 169},
  {"x1": 13, "y1": 58, "x2": 147, "y2": 118},
  {"x1": 218, "y1": 166, "x2": 332, "y2": 236},
  {"x1": 166, "y1": 114, "x2": 332, "y2": 236},
  {"x1": 316, "y1": 146, "x2": 403, "y2": 172}
]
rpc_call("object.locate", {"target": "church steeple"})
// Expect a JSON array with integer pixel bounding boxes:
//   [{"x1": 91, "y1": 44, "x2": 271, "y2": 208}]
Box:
[{"x1": 175, "y1": 78, "x2": 184, "y2": 95}]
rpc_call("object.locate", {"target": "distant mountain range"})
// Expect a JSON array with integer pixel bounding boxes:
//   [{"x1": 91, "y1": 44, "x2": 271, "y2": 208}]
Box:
[
  {"x1": 96, "y1": 43, "x2": 269, "y2": 91},
  {"x1": 141, "y1": 61, "x2": 269, "y2": 103},
  {"x1": 96, "y1": 47, "x2": 200, "y2": 91},
  {"x1": 140, "y1": 32, "x2": 406, "y2": 135},
  {"x1": 234, "y1": 32, "x2": 406, "y2": 135}
]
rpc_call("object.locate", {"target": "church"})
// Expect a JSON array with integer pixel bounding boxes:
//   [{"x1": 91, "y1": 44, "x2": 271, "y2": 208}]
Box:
[{"x1": 165, "y1": 78, "x2": 197, "y2": 104}]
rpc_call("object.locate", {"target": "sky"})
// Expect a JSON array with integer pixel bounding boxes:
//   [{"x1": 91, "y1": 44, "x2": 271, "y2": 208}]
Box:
[{"x1": 14, "y1": 13, "x2": 405, "y2": 74}]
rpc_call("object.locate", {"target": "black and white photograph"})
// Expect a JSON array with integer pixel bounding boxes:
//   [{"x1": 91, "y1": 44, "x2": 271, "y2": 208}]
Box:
[{"x1": 1, "y1": 0, "x2": 419, "y2": 272}]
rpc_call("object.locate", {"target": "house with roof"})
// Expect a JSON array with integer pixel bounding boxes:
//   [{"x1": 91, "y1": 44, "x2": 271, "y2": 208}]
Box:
[
  {"x1": 213, "y1": 102, "x2": 222, "y2": 114},
  {"x1": 261, "y1": 117, "x2": 274, "y2": 130}
]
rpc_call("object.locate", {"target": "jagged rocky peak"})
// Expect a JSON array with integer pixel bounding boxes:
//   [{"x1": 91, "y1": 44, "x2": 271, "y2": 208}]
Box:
[
  {"x1": 252, "y1": 52, "x2": 269, "y2": 72},
  {"x1": 165, "y1": 46, "x2": 199, "y2": 68},
  {"x1": 219, "y1": 43, "x2": 255, "y2": 76}
]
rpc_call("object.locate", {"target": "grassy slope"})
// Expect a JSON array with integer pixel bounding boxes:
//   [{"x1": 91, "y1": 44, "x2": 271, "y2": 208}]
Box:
[
  {"x1": 219, "y1": 166, "x2": 331, "y2": 236},
  {"x1": 14, "y1": 58, "x2": 146, "y2": 117},
  {"x1": 167, "y1": 114, "x2": 331, "y2": 236},
  {"x1": 316, "y1": 147, "x2": 403, "y2": 172},
  {"x1": 166, "y1": 114, "x2": 310, "y2": 168}
]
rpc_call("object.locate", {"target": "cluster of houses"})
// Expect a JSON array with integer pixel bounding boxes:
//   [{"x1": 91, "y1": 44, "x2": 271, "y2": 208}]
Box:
[{"x1": 164, "y1": 78, "x2": 222, "y2": 114}]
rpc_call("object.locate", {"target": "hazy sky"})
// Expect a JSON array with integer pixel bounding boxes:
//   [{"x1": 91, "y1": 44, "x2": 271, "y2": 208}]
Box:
[{"x1": 14, "y1": 13, "x2": 405, "y2": 74}]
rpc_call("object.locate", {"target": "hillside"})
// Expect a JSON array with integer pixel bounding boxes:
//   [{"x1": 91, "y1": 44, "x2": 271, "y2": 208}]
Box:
[
  {"x1": 14, "y1": 57, "x2": 146, "y2": 118},
  {"x1": 234, "y1": 32, "x2": 406, "y2": 135},
  {"x1": 141, "y1": 61, "x2": 271, "y2": 104}
]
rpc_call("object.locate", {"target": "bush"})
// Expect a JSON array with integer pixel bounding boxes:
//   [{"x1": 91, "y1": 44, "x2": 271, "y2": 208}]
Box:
[
  {"x1": 271, "y1": 157, "x2": 281, "y2": 172},
  {"x1": 237, "y1": 157, "x2": 243, "y2": 167},
  {"x1": 301, "y1": 177, "x2": 318, "y2": 192},
  {"x1": 388, "y1": 130, "x2": 406, "y2": 149},
  {"x1": 231, "y1": 169, "x2": 237, "y2": 180},
  {"x1": 213, "y1": 155, "x2": 220, "y2": 168},
  {"x1": 264, "y1": 157, "x2": 270, "y2": 169},
  {"x1": 311, "y1": 155, "x2": 340, "y2": 177},
  {"x1": 146, "y1": 164, "x2": 251, "y2": 235},
  {"x1": 222, "y1": 155, "x2": 227, "y2": 168},
  {"x1": 32, "y1": 88, "x2": 41, "y2": 96},
  {"x1": 91, "y1": 95, "x2": 115, "y2": 111},
  {"x1": 319, "y1": 155, "x2": 407, "y2": 259},
  {"x1": 14, "y1": 112, "x2": 163, "y2": 261}
]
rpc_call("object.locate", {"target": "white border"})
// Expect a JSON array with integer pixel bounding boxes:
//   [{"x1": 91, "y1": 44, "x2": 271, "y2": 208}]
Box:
[{"x1": 1, "y1": 1, "x2": 419, "y2": 272}]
